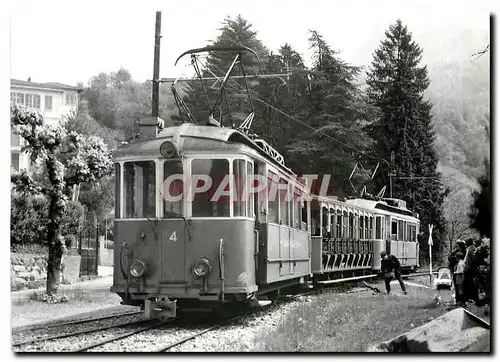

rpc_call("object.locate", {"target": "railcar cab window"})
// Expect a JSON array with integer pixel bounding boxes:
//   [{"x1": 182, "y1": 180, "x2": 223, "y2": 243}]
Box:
[
  {"x1": 192, "y1": 159, "x2": 229, "y2": 217},
  {"x1": 124, "y1": 161, "x2": 156, "y2": 218},
  {"x1": 164, "y1": 160, "x2": 183, "y2": 217}
]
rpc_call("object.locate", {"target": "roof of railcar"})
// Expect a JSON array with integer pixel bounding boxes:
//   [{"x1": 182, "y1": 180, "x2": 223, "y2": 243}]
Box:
[
  {"x1": 114, "y1": 123, "x2": 297, "y2": 177},
  {"x1": 312, "y1": 195, "x2": 419, "y2": 220}
]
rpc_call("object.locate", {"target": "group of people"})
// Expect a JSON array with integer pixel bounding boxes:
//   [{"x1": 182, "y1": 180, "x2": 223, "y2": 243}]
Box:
[{"x1": 449, "y1": 237, "x2": 489, "y2": 307}]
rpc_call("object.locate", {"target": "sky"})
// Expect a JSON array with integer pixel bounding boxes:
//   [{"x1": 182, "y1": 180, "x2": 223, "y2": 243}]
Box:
[{"x1": 8, "y1": 0, "x2": 492, "y2": 86}]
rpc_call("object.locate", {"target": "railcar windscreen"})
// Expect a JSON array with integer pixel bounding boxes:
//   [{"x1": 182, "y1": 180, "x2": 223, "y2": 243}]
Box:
[
  {"x1": 191, "y1": 159, "x2": 230, "y2": 217},
  {"x1": 124, "y1": 161, "x2": 156, "y2": 218},
  {"x1": 164, "y1": 160, "x2": 183, "y2": 217}
]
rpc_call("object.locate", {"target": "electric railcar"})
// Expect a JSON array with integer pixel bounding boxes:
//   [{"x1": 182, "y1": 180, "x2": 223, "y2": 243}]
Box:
[
  {"x1": 111, "y1": 119, "x2": 420, "y2": 319},
  {"x1": 111, "y1": 120, "x2": 311, "y2": 319}
]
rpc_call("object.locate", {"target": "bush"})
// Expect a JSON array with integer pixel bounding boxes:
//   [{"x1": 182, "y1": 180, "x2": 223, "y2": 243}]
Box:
[
  {"x1": 474, "y1": 238, "x2": 491, "y2": 305},
  {"x1": 11, "y1": 195, "x2": 85, "y2": 248},
  {"x1": 11, "y1": 194, "x2": 49, "y2": 246}
]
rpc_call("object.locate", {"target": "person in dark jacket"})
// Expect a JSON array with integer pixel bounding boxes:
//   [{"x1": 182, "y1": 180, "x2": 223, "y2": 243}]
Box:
[
  {"x1": 464, "y1": 238, "x2": 478, "y2": 302},
  {"x1": 380, "y1": 251, "x2": 407, "y2": 295}
]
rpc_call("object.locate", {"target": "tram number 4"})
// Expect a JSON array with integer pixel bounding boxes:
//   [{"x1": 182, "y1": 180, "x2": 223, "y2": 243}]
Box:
[{"x1": 168, "y1": 231, "x2": 177, "y2": 243}]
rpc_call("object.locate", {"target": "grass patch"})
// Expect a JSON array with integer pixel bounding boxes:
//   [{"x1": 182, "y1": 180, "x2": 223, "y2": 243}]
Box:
[{"x1": 253, "y1": 282, "x2": 455, "y2": 352}]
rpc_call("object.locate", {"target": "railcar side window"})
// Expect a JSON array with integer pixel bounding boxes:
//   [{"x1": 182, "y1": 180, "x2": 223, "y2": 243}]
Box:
[
  {"x1": 336, "y1": 210, "x2": 342, "y2": 238},
  {"x1": 375, "y1": 217, "x2": 382, "y2": 239},
  {"x1": 322, "y1": 207, "x2": 328, "y2": 235},
  {"x1": 365, "y1": 216, "x2": 370, "y2": 239},
  {"x1": 343, "y1": 211, "x2": 348, "y2": 238},
  {"x1": 391, "y1": 220, "x2": 398, "y2": 240},
  {"x1": 233, "y1": 159, "x2": 247, "y2": 217},
  {"x1": 267, "y1": 171, "x2": 279, "y2": 223},
  {"x1": 293, "y1": 188, "x2": 302, "y2": 229},
  {"x1": 330, "y1": 212, "x2": 335, "y2": 236},
  {"x1": 163, "y1": 160, "x2": 183, "y2": 216},
  {"x1": 124, "y1": 161, "x2": 156, "y2": 218},
  {"x1": 279, "y1": 178, "x2": 290, "y2": 226},
  {"x1": 348, "y1": 212, "x2": 354, "y2": 239},
  {"x1": 369, "y1": 216, "x2": 373, "y2": 239},
  {"x1": 192, "y1": 159, "x2": 230, "y2": 217},
  {"x1": 247, "y1": 162, "x2": 254, "y2": 218},
  {"x1": 310, "y1": 199, "x2": 322, "y2": 235},
  {"x1": 359, "y1": 215, "x2": 364, "y2": 239},
  {"x1": 301, "y1": 200, "x2": 309, "y2": 231},
  {"x1": 115, "y1": 163, "x2": 121, "y2": 218},
  {"x1": 398, "y1": 220, "x2": 404, "y2": 241}
]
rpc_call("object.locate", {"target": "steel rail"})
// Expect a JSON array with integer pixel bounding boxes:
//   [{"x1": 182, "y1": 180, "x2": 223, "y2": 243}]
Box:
[
  {"x1": 70, "y1": 319, "x2": 173, "y2": 352},
  {"x1": 154, "y1": 324, "x2": 224, "y2": 352},
  {"x1": 12, "y1": 317, "x2": 147, "y2": 347},
  {"x1": 14, "y1": 310, "x2": 142, "y2": 332}
]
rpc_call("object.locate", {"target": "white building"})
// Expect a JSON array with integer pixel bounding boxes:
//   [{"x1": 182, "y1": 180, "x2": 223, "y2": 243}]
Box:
[{"x1": 10, "y1": 78, "x2": 82, "y2": 171}]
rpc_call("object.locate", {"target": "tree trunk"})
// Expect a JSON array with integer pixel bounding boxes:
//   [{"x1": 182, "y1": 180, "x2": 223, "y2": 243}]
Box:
[
  {"x1": 47, "y1": 243, "x2": 63, "y2": 295},
  {"x1": 45, "y1": 155, "x2": 66, "y2": 295}
]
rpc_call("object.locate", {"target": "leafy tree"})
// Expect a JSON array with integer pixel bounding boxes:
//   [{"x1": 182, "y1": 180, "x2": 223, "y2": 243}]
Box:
[
  {"x1": 365, "y1": 19, "x2": 449, "y2": 259},
  {"x1": 181, "y1": 15, "x2": 268, "y2": 126},
  {"x1": 11, "y1": 105, "x2": 113, "y2": 295},
  {"x1": 253, "y1": 43, "x2": 310, "y2": 157},
  {"x1": 287, "y1": 30, "x2": 375, "y2": 195},
  {"x1": 469, "y1": 159, "x2": 491, "y2": 238},
  {"x1": 82, "y1": 69, "x2": 151, "y2": 139}
]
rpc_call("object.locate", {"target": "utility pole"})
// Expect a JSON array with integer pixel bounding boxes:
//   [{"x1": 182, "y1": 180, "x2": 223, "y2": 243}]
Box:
[
  {"x1": 152, "y1": 11, "x2": 161, "y2": 118},
  {"x1": 389, "y1": 151, "x2": 395, "y2": 198}
]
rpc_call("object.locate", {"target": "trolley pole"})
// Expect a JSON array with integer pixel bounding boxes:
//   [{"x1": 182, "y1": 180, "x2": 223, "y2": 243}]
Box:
[{"x1": 152, "y1": 11, "x2": 161, "y2": 118}]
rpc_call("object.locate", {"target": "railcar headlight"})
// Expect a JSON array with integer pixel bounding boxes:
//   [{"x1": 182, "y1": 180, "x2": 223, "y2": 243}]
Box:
[
  {"x1": 193, "y1": 258, "x2": 213, "y2": 278},
  {"x1": 129, "y1": 260, "x2": 148, "y2": 278},
  {"x1": 160, "y1": 141, "x2": 179, "y2": 158}
]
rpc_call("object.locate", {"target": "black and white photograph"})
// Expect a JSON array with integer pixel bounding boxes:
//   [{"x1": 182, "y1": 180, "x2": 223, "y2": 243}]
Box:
[{"x1": 6, "y1": 0, "x2": 492, "y2": 353}]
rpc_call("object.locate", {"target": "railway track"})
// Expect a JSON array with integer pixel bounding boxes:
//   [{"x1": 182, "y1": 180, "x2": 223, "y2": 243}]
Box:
[
  {"x1": 14, "y1": 278, "x2": 429, "y2": 352},
  {"x1": 13, "y1": 317, "x2": 148, "y2": 347},
  {"x1": 70, "y1": 319, "x2": 173, "y2": 352},
  {"x1": 13, "y1": 310, "x2": 142, "y2": 333}
]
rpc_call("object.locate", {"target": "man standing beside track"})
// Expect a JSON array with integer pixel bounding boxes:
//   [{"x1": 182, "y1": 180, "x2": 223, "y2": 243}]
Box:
[{"x1": 380, "y1": 251, "x2": 407, "y2": 295}]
